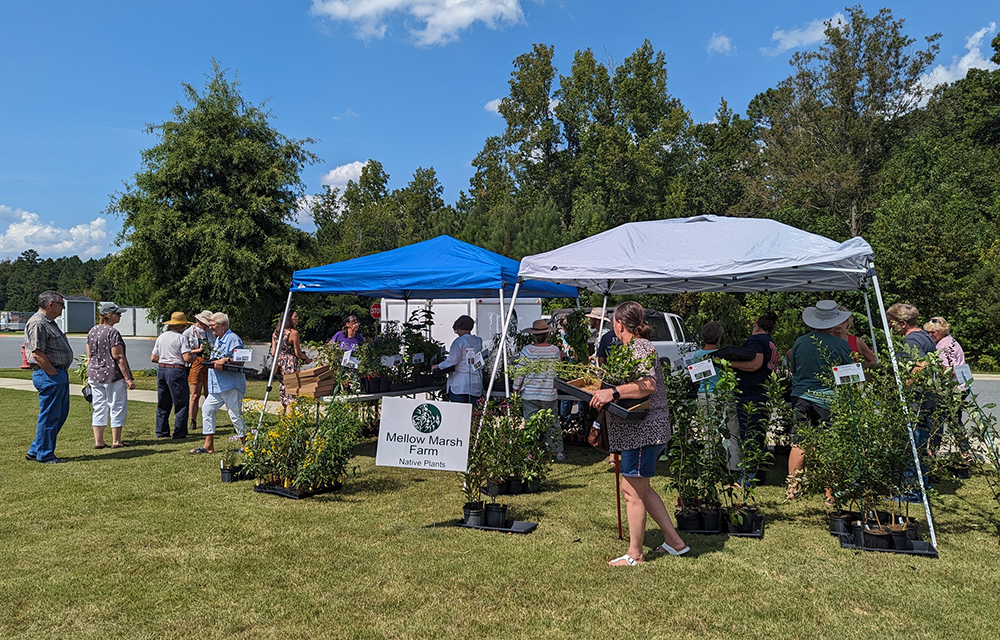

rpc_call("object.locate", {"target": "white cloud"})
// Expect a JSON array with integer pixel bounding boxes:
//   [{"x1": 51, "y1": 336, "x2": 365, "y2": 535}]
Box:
[
  {"x1": 310, "y1": 0, "x2": 524, "y2": 46},
  {"x1": 707, "y1": 33, "x2": 734, "y2": 56},
  {"x1": 485, "y1": 98, "x2": 502, "y2": 114},
  {"x1": 0, "y1": 205, "x2": 108, "y2": 258},
  {"x1": 331, "y1": 108, "x2": 359, "y2": 121},
  {"x1": 921, "y1": 22, "x2": 999, "y2": 89},
  {"x1": 320, "y1": 160, "x2": 366, "y2": 187},
  {"x1": 762, "y1": 12, "x2": 845, "y2": 56}
]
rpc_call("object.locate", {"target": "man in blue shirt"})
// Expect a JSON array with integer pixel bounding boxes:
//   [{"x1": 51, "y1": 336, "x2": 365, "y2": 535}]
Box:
[{"x1": 190, "y1": 312, "x2": 247, "y2": 454}]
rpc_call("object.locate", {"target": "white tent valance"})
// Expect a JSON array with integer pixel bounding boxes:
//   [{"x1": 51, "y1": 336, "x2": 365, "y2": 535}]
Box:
[{"x1": 517, "y1": 215, "x2": 874, "y2": 294}]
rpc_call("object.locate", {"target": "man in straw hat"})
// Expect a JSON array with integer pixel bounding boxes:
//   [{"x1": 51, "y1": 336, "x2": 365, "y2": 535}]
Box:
[
  {"x1": 151, "y1": 311, "x2": 193, "y2": 439},
  {"x1": 182, "y1": 310, "x2": 215, "y2": 433},
  {"x1": 513, "y1": 319, "x2": 566, "y2": 461},
  {"x1": 785, "y1": 300, "x2": 854, "y2": 501}
]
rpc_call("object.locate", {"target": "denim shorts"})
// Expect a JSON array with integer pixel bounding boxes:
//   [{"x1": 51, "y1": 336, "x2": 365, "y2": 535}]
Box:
[{"x1": 619, "y1": 444, "x2": 666, "y2": 478}]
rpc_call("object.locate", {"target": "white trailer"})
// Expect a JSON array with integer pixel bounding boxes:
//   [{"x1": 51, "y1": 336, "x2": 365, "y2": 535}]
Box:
[{"x1": 381, "y1": 297, "x2": 545, "y2": 348}]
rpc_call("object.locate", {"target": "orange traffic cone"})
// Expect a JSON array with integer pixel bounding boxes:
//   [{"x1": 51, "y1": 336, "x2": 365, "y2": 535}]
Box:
[{"x1": 20, "y1": 343, "x2": 31, "y2": 369}]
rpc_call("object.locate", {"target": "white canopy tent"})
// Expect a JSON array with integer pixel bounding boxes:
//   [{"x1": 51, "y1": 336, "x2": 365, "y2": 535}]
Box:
[{"x1": 491, "y1": 215, "x2": 936, "y2": 548}]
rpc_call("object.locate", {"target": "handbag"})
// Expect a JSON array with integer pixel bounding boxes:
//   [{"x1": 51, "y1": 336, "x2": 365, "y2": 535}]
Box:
[
  {"x1": 587, "y1": 409, "x2": 610, "y2": 452},
  {"x1": 82, "y1": 383, "x2": 93, "y2": 403}
]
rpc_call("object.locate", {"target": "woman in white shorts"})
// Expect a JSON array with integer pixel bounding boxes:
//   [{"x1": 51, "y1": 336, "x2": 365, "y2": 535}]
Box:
[{"x1": 86, "y1": 302, "x2": 135, "y2": 448}]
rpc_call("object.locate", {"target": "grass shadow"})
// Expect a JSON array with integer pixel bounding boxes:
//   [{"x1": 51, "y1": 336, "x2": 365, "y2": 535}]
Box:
[{"x1": 68, "y1": 448, "x2": 162, "y2": 462}]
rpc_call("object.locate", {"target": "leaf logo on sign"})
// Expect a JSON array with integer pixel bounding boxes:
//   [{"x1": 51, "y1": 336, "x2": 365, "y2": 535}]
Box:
[{"x1": 411, "y1": 403, "x2": 442, "y2": 434}]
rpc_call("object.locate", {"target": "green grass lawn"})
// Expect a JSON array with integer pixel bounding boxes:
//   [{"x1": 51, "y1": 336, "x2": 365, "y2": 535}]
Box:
[{"x1": 3, "y1": 386, "x2": 1000, "y2": 639}]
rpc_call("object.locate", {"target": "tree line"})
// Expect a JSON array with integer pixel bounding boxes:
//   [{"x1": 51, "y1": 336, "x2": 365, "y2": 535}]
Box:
[{"x1": 17, "y1": 7, "x2": 1000, "y2": 367}]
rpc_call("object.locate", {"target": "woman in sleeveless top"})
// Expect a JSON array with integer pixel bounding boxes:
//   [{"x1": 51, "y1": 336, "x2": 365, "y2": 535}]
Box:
[
  {"x1": 831, "y1": 306, "x2": 877, "y2": 366},
  {"x1": 271, "y1": 311, "x2": 312, "y2": 413}
]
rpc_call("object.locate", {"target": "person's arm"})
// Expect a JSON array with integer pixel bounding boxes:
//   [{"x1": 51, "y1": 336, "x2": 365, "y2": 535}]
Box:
[
  {"x1": 290, "y1": 329, "x2": 311, "y2": 363},
  {"x1": 151, "y1": 338, "x2": 160, "y2": 363},
  {"x1": 433, "y1": 339, "x2": 461, "y2": 372},
  {"x1": 111, "y1": 344, "x2": 136, "y2": 390},
  {"x1": 857, "y1": 338, "x2": 877, "y2": 366},
  {"x1": 32, "y1": 350, "x2": 58, "y2": 376},
  {"x1": 730, "y1": 353, "x2": 764, "y2": 372},
  {"x1": 590, "y1": 377, "x2": 656, "y2": 409}
]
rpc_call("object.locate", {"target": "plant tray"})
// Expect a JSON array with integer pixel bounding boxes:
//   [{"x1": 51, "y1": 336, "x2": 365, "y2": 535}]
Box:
[
  {"x1": 553, "y1": 378, "x2": 650, "y2": 420},
  {"x1": 682, "y1": 514, "x2": 765, "y2": 538},
  {"x1": 253, "y1": 482, "x2": 341, "y2": 500},
  {"x1": 834, "y1": 532, "x2": 938, "y2": 557},
  {"x1": 456, "y1": 519, "x2": 538, "y2": 534}
]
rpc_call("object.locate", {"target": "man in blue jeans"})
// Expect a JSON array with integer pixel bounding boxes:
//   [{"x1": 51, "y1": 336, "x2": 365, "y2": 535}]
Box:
[{"x1": 25, "y1": 291, "x2": 74, "y2": 463}]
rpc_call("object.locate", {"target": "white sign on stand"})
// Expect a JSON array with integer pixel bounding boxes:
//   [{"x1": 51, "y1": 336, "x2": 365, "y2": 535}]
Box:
[
  {"x1": 232, "y1": 348, "x2": 252, "y2": 363},
  {"x1": 687, "y1": 359, "x2": 716, "y2": 383},
  {"x1": 833, "y1": 362, "x2": 865, "y2": 385},
  {"x1": 376, "y1": 397, "x2": 472, "y2": 472},
  {"x1": 954, "y1": 364, "x2": 973, "y2": 386}
]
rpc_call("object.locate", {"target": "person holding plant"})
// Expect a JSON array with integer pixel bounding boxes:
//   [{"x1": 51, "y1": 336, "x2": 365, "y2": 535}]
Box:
[
  {"x1": 182, "y1": 310, "x2": 215, "y2": 433},
  {"x1": 589, "y1": 301, "x2": 689, "y2": 566},
  {"x1": 191, "y1": 313, "x2": 247, "y2": 454},
  {"x1": 513, "y1": 319, "x2": 565, "y2": 461},
  {"x1": 729, "y1": 312, "x2": 779, "y2": 484},
  {"x1": 787, "y1": 300, "x2": 853, "y2": 502},
  {"x1": 86, "y1": 302, "x2": 135, "y2": 449},
  {"x1": 433, "y1": 315, "x2": 483, "y2": 404},
  {"x1": 331, "y1": 315, "x2": 365, "y2": 352},
  {"x1": 272, "y1": 310, "x2": 312, "y2": 414}
]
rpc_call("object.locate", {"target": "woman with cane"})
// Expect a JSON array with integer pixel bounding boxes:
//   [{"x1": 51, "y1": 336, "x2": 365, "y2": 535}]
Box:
[{"x1": 590, "y1": 301, "x2": 688, "y2": 565}]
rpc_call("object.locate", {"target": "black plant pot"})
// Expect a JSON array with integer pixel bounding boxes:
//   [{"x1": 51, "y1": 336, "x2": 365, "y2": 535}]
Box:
[
  {"x1": 379, "y1": 377, "x2": 391, "y2": 393},
  {"x1": 221, "y1": 467, "x2": 237, "y2": 483},
  {"x1": 890, "y1": 527, "x2": 909, "y2": 550},
  {"x1": 507, "y1": 478, "x2": 523, "y2": 495},
  {"x1": 699, "y1": 507, "x2": 721, "y2": 532},
  {"x1": 949, "y1": 464, "x2": 971, "y2": 479},
  {"x1": 829, "y1": 512, "x2": 853, "y2": 535},
  {"x1": 463, "y1": 501, "x2": 485, "y2": 527},
  {"x1": 484, "y1": 479, "x2": 510, "y2": 497},
  {"x1": 863, "y1": 527, "x2": 893, "y2": 550},
  {"x1": 852, "y1": 522, "x2": 866, "y2": 547},
  {"x1": 523, "y1": 479, "x2": 541, "y2": 493},
  {"x1": 729, "y1": 507, "x2": 758, "y2": 533},
  {"x1": 484, "y1": 503, "x2": 508, "y2": 528},
  {"x1": 675, "y1": 509, "x2": 701, "y2": 531}
]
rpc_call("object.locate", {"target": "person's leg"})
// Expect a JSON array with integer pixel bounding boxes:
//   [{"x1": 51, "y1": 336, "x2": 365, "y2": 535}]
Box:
[
  {"x1": 38, "y1": 373, "x2": 70, "y2": 461},
  {"x1": 27, "y1": 370, "x2": 49, "y2": 460},
  {"x1": 614, "y1": 475, "x2": 649, "y2": 564},
  {"x1": 109, "y1": 378, "x2": 127, "y2": 446},
  {"x1": 196, "y1": 393, "x2": 223, "y2": 452},
  {"x1": 539, "y1": 400, "x2": 563, "y2": 455},
  {"x1": 169, "y1": 368, "x2": 190, "y2": 438},
  {"x1": 631, "y1": 444, "x2": 686, "y2": 551},
  {"x1": 91, "y1": 381, "x2": 110, "y2": 447},
  {"x1": 222, "y1": 388, "x2": 247, "y2": 441},
  {"x1": 188, "y1": 382, "x2": 200, "y2": 430},
  {"x1": 155, "y1": 368, "x2": 172, "y2": 437},
  {"x1": 738, "y1": 396, "x2": 767, "y2": 482}
]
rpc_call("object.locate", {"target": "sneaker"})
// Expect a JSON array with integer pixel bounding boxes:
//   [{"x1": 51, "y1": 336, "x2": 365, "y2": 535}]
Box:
[
  {"x1": 555, "y1": 452, "x2": 566, "y2": 462},
  {"x1": 39, "y1": 457, "x2": 64, "y2": 464}
]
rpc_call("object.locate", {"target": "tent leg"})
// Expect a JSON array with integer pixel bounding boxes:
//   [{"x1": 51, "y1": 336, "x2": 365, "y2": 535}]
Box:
[
  {"x1": 598, "y1": 295, "x2": 609, "y2": 340},
  {"x1": 863, "y1": 289, "x2": 879, "y2": 364},
  {"x1": 475, "y1": 282, "x2": 521, "y2": 446},
  {"x1": 871, "y1": 270, "x2": 937, "y2": 548},
  {"x1": 258, "y1": 291, "x2": 293, "y2": 429},
  {"x1": 498, "y1": 288, "x2": 511, "y2": 404}
]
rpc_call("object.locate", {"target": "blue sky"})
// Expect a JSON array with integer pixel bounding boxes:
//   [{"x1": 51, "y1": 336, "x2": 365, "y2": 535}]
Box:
[{"x1": 1, "y1": 1, "x2": 996, "y2": 259}]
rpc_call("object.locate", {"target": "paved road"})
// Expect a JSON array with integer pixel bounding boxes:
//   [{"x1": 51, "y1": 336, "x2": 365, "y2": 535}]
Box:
[{"x1": 0, "y1": 334, "x2": 272, "y2": 374}]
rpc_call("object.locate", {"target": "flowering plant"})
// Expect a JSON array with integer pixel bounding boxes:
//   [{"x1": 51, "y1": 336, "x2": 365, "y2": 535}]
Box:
[{"x1": 220, "y1": 433, "x2": 243, "y2": 468}]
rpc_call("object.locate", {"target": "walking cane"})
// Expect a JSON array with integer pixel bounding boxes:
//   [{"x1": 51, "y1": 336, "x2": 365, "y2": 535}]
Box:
[{"x1": 615, "y1": 454, "x2": 623, "y2": 540}]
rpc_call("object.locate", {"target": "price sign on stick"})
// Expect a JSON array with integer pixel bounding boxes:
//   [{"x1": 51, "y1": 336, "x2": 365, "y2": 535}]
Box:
[
  {"x1": 412, "y1": 353, "x2": 425, "y2": 364},
  {"x1": 381, "y1": 354, "x2": 403, "y2": 367},
  {"x1": 833, "y1": 362, "x2": 865, "y2": 385},
  {"x1": 687, "y1": 359, "x2": 716, "y2": 383},
  {"x1": 342, "y1": 350, "x2": 359, "y2": 368},
  {"x1": 232, "y1": 349, "x2": 252, "y2": 363},
  {"x1": 954, "y1": 364, "x2": 973, "y2": 386}
]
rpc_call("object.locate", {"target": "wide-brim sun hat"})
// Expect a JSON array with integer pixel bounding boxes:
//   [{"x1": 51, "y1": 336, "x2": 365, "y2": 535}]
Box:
[
  {"x1": 802, "y1": 300, "x2": 852, "y2": 330},
  {"x1": 524, "y1": 319, "x2": 552, "y2": 335},
  {"x1": 585, "y1": 308, "x2": 612, "y2": 322},
  {"x1": 195, "y1": 310, "x2": 213, "y2": 324},
  {"x1": 163, "y1": 311, "x2": 193, "y2": 326}
]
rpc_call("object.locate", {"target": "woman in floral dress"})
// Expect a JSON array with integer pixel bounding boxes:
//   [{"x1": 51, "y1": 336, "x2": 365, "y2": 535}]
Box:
[{"x1": 271, "y1": 311, "x2": 311, "y2": 414}]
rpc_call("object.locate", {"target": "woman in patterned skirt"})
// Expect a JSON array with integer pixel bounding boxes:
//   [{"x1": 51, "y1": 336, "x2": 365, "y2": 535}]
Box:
[
  {"x1": 271, "y1": 311, "x2": 312, "y2": 414},
  {"x1": 590, "y1": 301, "x2": 689, "y2": 565}
]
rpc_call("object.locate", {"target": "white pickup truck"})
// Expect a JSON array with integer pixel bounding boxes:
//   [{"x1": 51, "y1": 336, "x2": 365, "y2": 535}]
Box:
[{"x1": 646, "y1": 309, "x2": 698, "y2": 367}]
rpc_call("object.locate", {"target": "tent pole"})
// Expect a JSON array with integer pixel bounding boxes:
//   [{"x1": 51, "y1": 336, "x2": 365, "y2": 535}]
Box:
[
  {"x1": 862, "y1": 288, "x2": 879, "y2": 364},
  {"x1": 258, "y1": 291, "x2": 293, "y2": 429},
  {"x1": 598, "y1": 294, "x2": 609, "y2": 339},
  {"x1": 871, "y1": 269, "x2": 937, "y2": 548},
  {"x1": 498, "y1": 287, "x2": 511, "y2": 403},
  {"x1": 475, "y1": 282, "x2": 521, "y2": 444}
]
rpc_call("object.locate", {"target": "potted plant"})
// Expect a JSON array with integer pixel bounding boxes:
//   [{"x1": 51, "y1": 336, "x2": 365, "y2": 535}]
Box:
[{"x1": 220, "y1": 434, "x2": 244, "y2": 483}]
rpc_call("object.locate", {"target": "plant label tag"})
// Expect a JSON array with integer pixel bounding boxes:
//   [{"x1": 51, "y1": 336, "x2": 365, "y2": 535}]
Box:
[
  {"x1": 687, "y1": 359, "x2": 716, "y2": 383},
  {"x1": 381, "y1": 355, "x2": 403, "y2": 367},
  {"x1": 232, "y1": 349, "x2": 252, "y2": 363},
  {"x1": 412, "y1": 352, "x2": 425, "y2": 364},
  {"x1": 833, "y1": 362, "x2": 865, "y2": 385},
  {"x1": 954, "y1": 364, "x2": 973, "y2": 386},
  {"x1": 342, "y1": 350, "x2": 359, "y2": 368},
  {"x1": 473, "y1": 351, "x2": 486, "y2": 371}
]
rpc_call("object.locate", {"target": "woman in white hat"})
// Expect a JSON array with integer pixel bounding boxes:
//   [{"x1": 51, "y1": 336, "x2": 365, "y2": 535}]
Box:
[
  {"x1": 786, "y1": 300, "x2": 854, "y2": 501},
  {"x1": 513, "y1": 319, "x2": 564, "y2": 460}
]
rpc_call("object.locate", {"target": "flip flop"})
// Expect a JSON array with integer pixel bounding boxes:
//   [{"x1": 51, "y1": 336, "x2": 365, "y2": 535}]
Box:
[
  {"x1": 656, "y1": 542, "x2": 690, "y2": 556},
  {"x1": 94, "y1": 444, "x2": 108, "y2": 449},
  {"x1": 189, "y1": 447, "x2": 212, "y2": 454},
  {"x1": 111, "y1": 443, "x2": 126, "y2": 448},
  {"x1": 608, "y1": 554, "x2": 642, "y2": 566}
]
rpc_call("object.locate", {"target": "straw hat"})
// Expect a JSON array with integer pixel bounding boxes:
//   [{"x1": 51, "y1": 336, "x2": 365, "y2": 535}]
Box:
[
  {"x1": 163, "y1": 311, "x2": 193, "y2": 326},
  {"x1": 524, "y1": 319, "x2": 552, "y2": 335},
  {"x1": 801, "y1": 300, "x2": 851, "y2": 330},
  {"x1": 585, "y1": 308, "x2": 612, "y2": 322}
]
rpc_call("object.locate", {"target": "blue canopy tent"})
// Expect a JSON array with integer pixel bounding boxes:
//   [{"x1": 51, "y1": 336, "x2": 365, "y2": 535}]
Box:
[{"x1": 262, "y1": 235, "x2": 577, "y2": 416}]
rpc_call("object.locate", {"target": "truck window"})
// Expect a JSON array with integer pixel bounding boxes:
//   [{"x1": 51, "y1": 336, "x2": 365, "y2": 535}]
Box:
[{"x1": 647, "y1": 314, "x2": 672, "y2": 342}]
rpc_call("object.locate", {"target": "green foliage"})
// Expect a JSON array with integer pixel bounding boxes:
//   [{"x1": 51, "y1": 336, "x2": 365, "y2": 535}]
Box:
[
  {"x1": 601, "y1": 342, "x2": 656, "y2": 386},
  {"x1": 105, "y1": 62, "x2": 316, "y2": 338}
]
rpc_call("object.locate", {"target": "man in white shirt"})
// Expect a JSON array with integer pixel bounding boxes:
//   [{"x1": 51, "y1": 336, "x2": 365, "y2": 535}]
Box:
[{"x1": 152, "y1": 312, "x2": 192, "y2": 439}]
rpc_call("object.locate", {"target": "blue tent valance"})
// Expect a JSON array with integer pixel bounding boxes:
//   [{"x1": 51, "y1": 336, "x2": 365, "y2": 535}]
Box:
[{"x1": 290, "y1": 236, "x2": 578, "y2": 300}]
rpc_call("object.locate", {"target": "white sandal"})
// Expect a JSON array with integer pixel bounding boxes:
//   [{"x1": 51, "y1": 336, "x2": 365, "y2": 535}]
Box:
[
  {"x1": 608, "y1": 553, "x2": 641, "y2": 566},
  {"x1": 656, "y1": 542, "x2": 690, "y2": 556}
]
